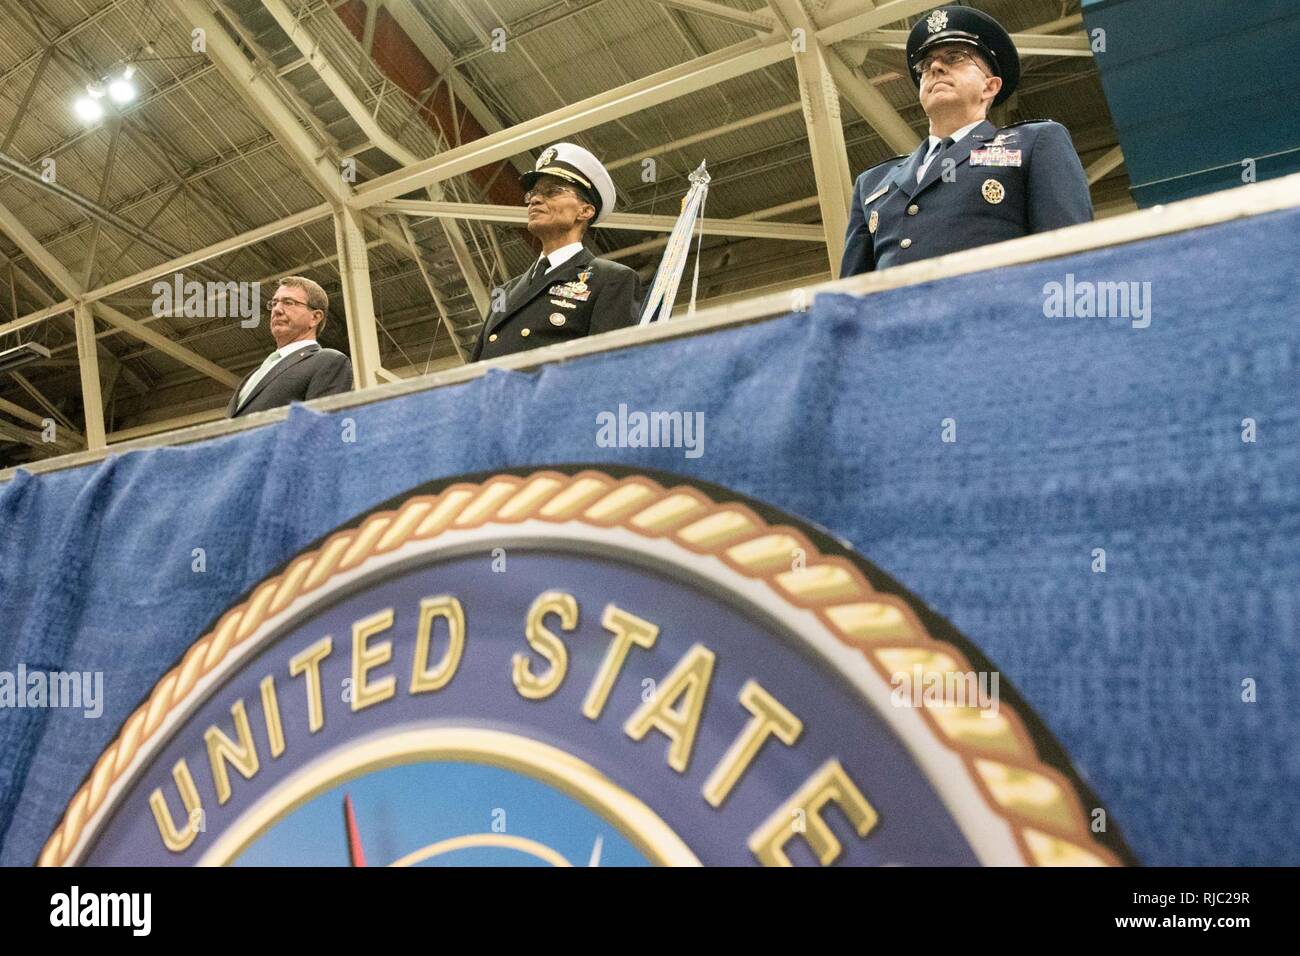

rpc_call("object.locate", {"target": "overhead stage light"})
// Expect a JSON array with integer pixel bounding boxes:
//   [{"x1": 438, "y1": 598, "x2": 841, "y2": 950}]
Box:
[
  {"x1": 73, "y1": 97, "x2": 105, "y2": 123},
  {"x1": 107, "y1": 78, "x2": 135, "y2": 103}
]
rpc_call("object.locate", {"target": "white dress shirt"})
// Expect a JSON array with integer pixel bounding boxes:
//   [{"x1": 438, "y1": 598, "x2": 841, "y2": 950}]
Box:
[
  {"x1": 275, "y1": 337, "x2": 318, "y2": 359},
  {"x1": 238, "y1": 338, "x2": 317, "y2": 408},
  {"x1": 533, "y1": 242, "x2": 585, "y2": 275},
  {"x1": 916, "y1": 119, "x2": 985, "y2": 182}
]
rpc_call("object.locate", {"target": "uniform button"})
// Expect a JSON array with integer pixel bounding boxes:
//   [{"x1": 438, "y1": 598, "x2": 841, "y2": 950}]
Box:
[
  {"x1": 520, "y1": 328, "x2": 531, "y2": 337},
  {"x1": 488, "y1": 334, "x2": 498, "y2": 342},
  {"x1": 900, "y1": 238, "x2": 913, "y2": 249},
  {"x1": 907, "y1": 204, "x2": 919, "y2": 216}
]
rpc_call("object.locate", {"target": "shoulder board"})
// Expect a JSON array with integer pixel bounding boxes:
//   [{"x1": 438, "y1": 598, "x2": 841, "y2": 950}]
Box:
[
  {"x1": 1002, "y1": 118, "x2": 1057, "y2": 130},
  {"x1": 862, "y1": 153, "x2": 909, "y2": 175}
]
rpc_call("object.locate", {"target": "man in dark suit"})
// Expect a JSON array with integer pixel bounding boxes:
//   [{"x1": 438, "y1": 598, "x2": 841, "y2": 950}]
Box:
[
  {"x1": 841, "y1": 5, "x2": 1093, "y2": 278},
  {"x1": 227, "y1": 275, "x2": 353, "y2": 418},
  {"x1": 472, "y1": 142, "x2": 640, "y2": 362}
]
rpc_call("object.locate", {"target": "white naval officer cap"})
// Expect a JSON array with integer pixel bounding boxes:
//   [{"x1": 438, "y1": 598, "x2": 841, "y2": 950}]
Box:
[{"x1": 521, "y1": 142, "x2": 616, "y2": 225}]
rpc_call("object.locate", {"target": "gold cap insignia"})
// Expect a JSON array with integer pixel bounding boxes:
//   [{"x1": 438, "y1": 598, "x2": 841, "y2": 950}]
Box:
[
  {"x1": 868, "y1": 210, "x2": 879, "y2": 235},
  {"x1": 927, "y1": 10, "x2": 948, "y2": 33},
  {"x1": 982, "y1": 179, "x2": 1006, "y2": 205}
]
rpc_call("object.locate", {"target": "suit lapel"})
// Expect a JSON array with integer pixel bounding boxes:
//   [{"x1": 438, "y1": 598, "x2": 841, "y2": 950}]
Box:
[
  {"x1": 228, "y1": 370, "x2": 253, "y2": 416},
  {"x1": 486, "y1": 248, "x2": 595, "y2": 337},
  {"x1": 894, "y1": 141, "x2": 932, "y2": 199},
  {"x1": 484, "y1": 274, "x2": 530, "y2": 339},
  {"x1": 910, "y1": 120, "x2": 998, "y2": 199},
  {"x1": 237, "y1": 344, "x2": 319, "y2": 412}
]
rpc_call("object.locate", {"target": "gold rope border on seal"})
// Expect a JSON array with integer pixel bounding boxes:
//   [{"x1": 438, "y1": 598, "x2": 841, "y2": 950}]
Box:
[{"x1": 39, "y1": 469, "x2": 1121, "y2": 867}]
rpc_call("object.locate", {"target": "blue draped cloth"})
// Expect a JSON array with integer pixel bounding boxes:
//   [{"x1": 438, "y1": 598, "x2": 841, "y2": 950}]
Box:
[{"x1": 2, "y1": 207, "x2": 1297, "y2": 866}]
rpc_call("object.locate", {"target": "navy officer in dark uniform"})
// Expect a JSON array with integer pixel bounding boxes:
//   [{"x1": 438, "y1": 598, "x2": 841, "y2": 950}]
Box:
[
  {"x1": 841, "y1": 5, "x2": 1092, "y2": 277},
  {"x1": 472, "y1": 142, "x2": 641, "y2": 361}
]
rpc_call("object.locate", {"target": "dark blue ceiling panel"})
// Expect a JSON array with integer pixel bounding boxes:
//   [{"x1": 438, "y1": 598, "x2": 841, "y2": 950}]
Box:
[{"x1": 1083, "y1": 0, "x2": 1300, "y2": 205}]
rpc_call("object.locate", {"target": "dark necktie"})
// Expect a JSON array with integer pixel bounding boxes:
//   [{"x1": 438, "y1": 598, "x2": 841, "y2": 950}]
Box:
[
  {"x1": 529, "y1": 256, "x2": 550, "y2": 285},
  {"x1": 919, "y1": 136, "x2": 956, "y2": 183}
]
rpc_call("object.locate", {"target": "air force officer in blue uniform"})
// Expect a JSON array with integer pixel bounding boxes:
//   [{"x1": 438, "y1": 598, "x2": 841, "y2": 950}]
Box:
[{"x1": 841, "y1": 6, "x2": 1093, "y2": 278}]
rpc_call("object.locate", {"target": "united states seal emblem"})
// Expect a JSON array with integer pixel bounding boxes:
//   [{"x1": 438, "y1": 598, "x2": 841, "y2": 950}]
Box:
[{"x1": 41, "y1": 467, "x2": 1132, "y2": 867}]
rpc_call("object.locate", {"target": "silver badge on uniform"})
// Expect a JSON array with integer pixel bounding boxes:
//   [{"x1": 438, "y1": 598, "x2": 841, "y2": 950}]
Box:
[
  {"x1": 868, "y1": 210, "x2": 879, "y2": 234},
  {"x1": 549, "y1": 312, "x2": 566, "y2": 327}
]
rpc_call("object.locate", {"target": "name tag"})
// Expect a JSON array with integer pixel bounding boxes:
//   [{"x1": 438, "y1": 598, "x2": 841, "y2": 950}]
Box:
[
  {"x1": 971, "y1": 148, "x2": 1022, "y2": 168},
  {"x1": 863, "y1": 185, "x2": 889, "y2": 206}
]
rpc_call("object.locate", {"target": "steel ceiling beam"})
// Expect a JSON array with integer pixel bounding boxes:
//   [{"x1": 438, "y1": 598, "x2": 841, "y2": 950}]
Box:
[
  {"x1": 259, "y1": 0, "x2": 491, "y2": 315},
  {"x1": 0, "y1": 149, "x2": 192, "y2": 264},
  {"x1": 162, "y1": 0, "x2": 349, "y2": 205},
  {"x1": 652, "y1": 0, "x2": 776, "y2": 32},
  {"x1": 0, "y1": 0, "x2": 132, "y2": 87},
  {"x1": 379, "y1": 199, "x2": 824, "y2": 242},
  {"x1": 71, "y1": 302, "x2": 106, "y2": 449},
  {"x1": 395, "y1": 215, "x2": 467, "y2": 364},
  {"x1": 0, "y1": 245, "x2": 151, "y2": 397},
  {"x1": 815, "y1": 0, "x2": 951, "y2": 47},
  {"x1": 771, "y1": 0, "x2": 854, "y2": 276},
  {"x1": 82, "y1": 203, "x2": 334, "y2": 306},
  {"x1": 333, "y1": 207, "x2": 383, "y2": 388},
  {"x1": 0, "y1": 193, "x2": 244, "y2": 395},
  {"x1": 603, "y1": 196, "x2": 820, "y2": 261},
  {"x1": 94, "y1": 303, "x2": 241, "y2": 389},
  {"x1": 0, "y1": 299, "x2": 75, "y2": 338},
  {"x1": 350, "y1": 34, "x2": 792, "y2": 209},
  {"x1": 1087, "y1": 146, "x2": 1126, "y2": 185},
  {"x1": 347, "y1": 0, "x2": 951, "y2": 212},
  {"x1": 0, "y1": 198, "x2": 83, "y2": 297},
  {"x1": 10, "y1": 371, "x2": 81, "y2": 439},
  {"x1": 605, "y1": 103, "x2": 803, "y2": 172},
  {"x1": 1, "y1": 45, "x2": 55, "y2": 152},
  {"x1": 0, "y1": 418, "x2": 60, "y2": 452},
  {"x1": 386, "y1": 0, "x2": 528, "y2": 175},
  {"x1": 826, "y1": 49, "x2": 921, "y2": 154},
  {"x1": 80, "y1": 117, "x2": 124, "y2": 288}
]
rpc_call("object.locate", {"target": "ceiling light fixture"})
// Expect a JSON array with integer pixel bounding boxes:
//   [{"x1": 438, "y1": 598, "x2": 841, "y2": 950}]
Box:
[
  {"x1": 73, "y1": 97, "x2": 105, "y2": 122},
  {"x1": 107, "y1": 78, "x2": 135, "y2": 103}
]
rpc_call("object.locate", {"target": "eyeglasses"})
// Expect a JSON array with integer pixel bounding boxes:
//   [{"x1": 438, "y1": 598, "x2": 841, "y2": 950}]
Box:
[
  {"x1": 268, "y1": 296, "x2": 311, "y2": 310},
  {"x1": 524, "y1": 183, "x2": 580, "y2": 204},
  {"x1": 913, "y1": 48, "x2": 989, "y2": 79}
]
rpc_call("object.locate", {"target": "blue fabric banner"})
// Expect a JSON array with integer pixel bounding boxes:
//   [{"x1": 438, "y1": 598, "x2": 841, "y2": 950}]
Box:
[{"x1": 1, "y1": 207, "x2": 1297, "y2": 866}]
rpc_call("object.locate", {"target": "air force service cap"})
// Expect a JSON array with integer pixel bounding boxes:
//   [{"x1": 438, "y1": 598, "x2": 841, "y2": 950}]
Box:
[
  {"x1": 521, "y1": 142, "x2": 616, "y2": 225},
  {"x1": 907, "y1": 6, "x2": 1021, "y2": 106}
]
